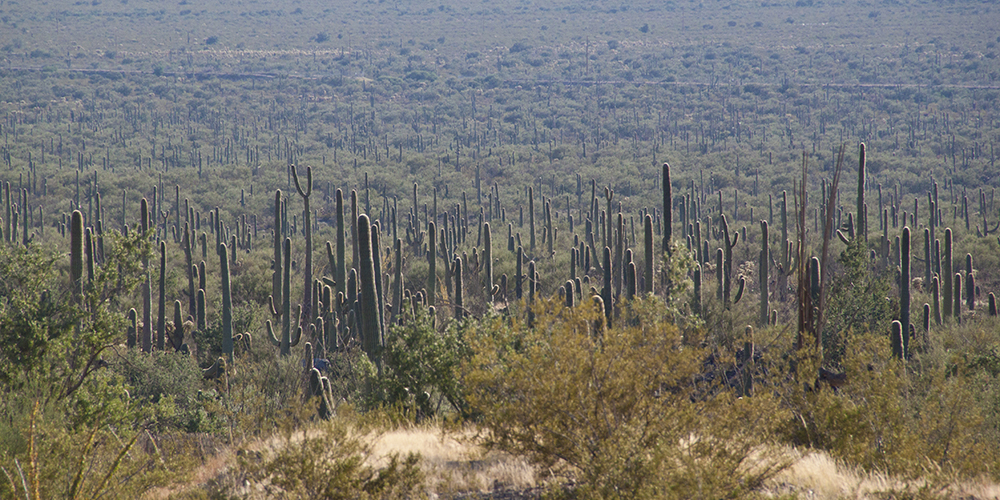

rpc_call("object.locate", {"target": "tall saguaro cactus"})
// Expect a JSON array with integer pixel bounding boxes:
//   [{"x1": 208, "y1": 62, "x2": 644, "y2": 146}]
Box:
[
  {"x1": 663, "y1": 162, "x2": 672, "y2": 253},
  {"x1": 70, "y1": 210, "x2": 84, "y2": 300},
  {"x1": 267, "y1": 237, "x2": 301, "y2": 356},
  {"x1": 643, "y1": 214, "x2": 654, "y2": 295},
  {"x1": 427, "y1": 221, "x2": 437, "y2": 306},
  {"x1": 759, "y1": 220, "x2": 769, "y2": 326},
  {"x1": 943, "y1": 228, "x2": 953, "y2": 319},
  {"x1": 856, "y1": 143, "x2": 867, "y2": 240},
  {"x1": 272, "y1": 190, "x2": 283, "y2": 303},
  {"x1": 483, "y1": 222, "x2": 494, "y2": 303},
  {"x1": 358, "y1": 214, "x2": 383, "y2": 372},
  {"x1": 220, "y1": 242, "x2": 234, "y2": 362},
  {"x1": 292, "y1": 165, "x2": 313, "y2": 323},
  {"x1": 900, "y1": 226, "x2": 911, "y2": 357}
]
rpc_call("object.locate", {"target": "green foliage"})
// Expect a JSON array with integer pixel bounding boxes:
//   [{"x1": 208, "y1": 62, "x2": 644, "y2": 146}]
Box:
[
  {"x1": 463, "y1": 298, "x2": 790, "y2": 499},
  {"x1": 824, "y1": 236, "x2": 893, "y2": 366},
  {"x1": 377, "y1": 309, "x2": 469, "y2": 417}
]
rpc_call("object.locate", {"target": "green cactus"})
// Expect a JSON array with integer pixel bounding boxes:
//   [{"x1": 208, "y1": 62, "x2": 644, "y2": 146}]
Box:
[
  {"x1": 483, "y1": 222, "x2": 494, "y2": 303},
  {"x1": 943, "y1": 228, "x2": 953, "y2": 319},
  {"x1": 127, "y1": 308, "x2": 137, "y2": 349},
  {"x1": 693, "y1": 263, "x2": 702, "y2": 316},
  {"x1": 932, "y1": 275, "x2": 942, "y2": 326},
  {"x1": 720, "y1": 214, "x2": 739, "y2": 306},
  {"x1": 954, "y1": 272, "x2": 962, "y2": 322},
  {"x1": 197, "y1": 288, "x2": 206, "y2": 332},
  {"x1": 528, "y1": 187, "x2": 536, "y2": 252},
  {"x1": 358, "y1": 214, "x2": 383, "y2": 372},
  {"x1": 172, "y1": 300, "x2": 184, "y2": 352},
  {"x1": 157, "y1": 241, "x2": 166, "y2": 351},
  {"x1": 643, "y1": 214, "x2": 654, "y2": 295},
  {"x1": 292, "y1": 165, "x2": 314, "y2": 322},
  {"x1": 663, "y1": 162, "x2": 672, "y2": 253},
  {"x1": 515, "y1": 245, "x2": 524, "y2": 300},
  {"x1": 427, "y1": 221, "x2": 437, "y2": 306},
  {"x1": 900, "y1": 226, "x2": 911, "y2": 357},
  {"x1": 891, "y1": 320, "x2": 903, "y2": 360},
  {"x1": 220, "y1": 242, "x2": 235, "y2": 362},
  {"x1": 602, "y1": 246, "x2": 612, "y2": 325},
  {"x1": 390, "y1": 238, "x2": 404, "y2": 326},
  {"x1": 140, "y1": 198, "x2": 152, "y2": 353},
  {"x1": 454, "y1": 256, "x2": 464, "y2": 320},
  {"x1": 759, "y1": 220, "x2": 769, "y2": 326},
  {"x1": 335, "y1": 189, "x2": 347, "y2": 301},
  {"x1": 966, "y1": 253, "x2": 975, "y2": 311},
  {"x1": 70, "y1": 210, "x2": 84, "y2": 299},
  {"x1": 565, "y1": 280, "x2": 575, "y2": 308},
  {"x1": 989, "y1": 292, "x2": 997, "y2": 316},
  {"x1": 272, "y1": 190, "x2": 283, "y2": 303},
  {"x1": 267, "y1": 238, "x2": 301, "y2": 356},
  {"x1": 857, "y1": 143, "x2": 867, "y2": 240}
]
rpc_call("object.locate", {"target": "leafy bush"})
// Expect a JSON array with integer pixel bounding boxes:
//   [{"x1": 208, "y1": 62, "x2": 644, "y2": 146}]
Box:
[{"x1": 463, "y1": 297, "x2": 790, "y2": 499}]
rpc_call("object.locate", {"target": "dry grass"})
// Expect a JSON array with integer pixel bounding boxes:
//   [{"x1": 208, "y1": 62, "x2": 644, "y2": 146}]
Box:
[
  {"x1": 145, "y1": 422, "x2": 1000, "y2": 499},
  {"x1": 369, "y1": 426, "x2": 535, "y2": 496},
  {"x1": 766, "y1": 448, "x2": 1000, "y2": 499}
]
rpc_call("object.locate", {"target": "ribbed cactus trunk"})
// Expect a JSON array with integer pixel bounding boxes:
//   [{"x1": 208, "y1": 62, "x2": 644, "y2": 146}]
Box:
[
  {"x1": 932, "y1": 275, "x2": 942, "y2": 325},
  {"x1": 71, "y1": 210, "x2": 84, "y2": 300},
  {"x1": 663, "y1": 163, "x2": 671, "y2": 253},
  {"x1": 427, "y1": 221, "x2": 437, "y2": 306},
  {"x1": 454, "y1": 256, "x2": 464, "y2": 320},
  {"x1": 943, "y1": 228, "x2": 953, "y2": 319},
  {"x1": 483, "y1": 222, "x2": 494, "y2": 303},
  {"x1": 528, "y1": 187, "x2": 536, "y2": 252},
  {"x1": 220, "y1": 242, "x2": 234, "y2": 362},
  {"x1": 966, "y1": 253, "x2": 975, "y2": 311},
  {"x1": 643, "y1": 214, "x2": 654, "y2": 295},
  {"x1": 126, "y1": 308, "x2": 137, "y2": 348},
  {"x1": 358, "y1": 214, "x2": 383, "y2": 372},
  {"x1": 602, "y1": 246, "x2": 613, "y2": 325},
  {"x1": 172, "y1": 300, "x2": 184, "y2": 352},
  {"x1": 857, "y1": 143, "x2": 867, "y2": 240},
  {"x1": 140, "y1": 198, "x2": 152, "y2": 353},
  {"x1": 693, "y1": 263, "x2": 702, "y2": 316},
  {"x1": 759, "y1": 220, "x2": 769, "y2": 326},
  {"x1": 335, "y1": 189, "x2": 347, "y2": 300},
  {"x1": 267, "y1": 238, "x2": 300, "y2": 356},
  {"x1": 272, "y1": 190, "x2": 283, "y2": 304},
  {"x1": 900, "y1": 227, "x2": 911, "y2": 357},
  {"x1": 157, "y1": 241, "x2": 166, "y2": 351},
  {"x1": 292, "y1": 165, "x2": 313, "y2": 324},
  {"x1": 891, "y1": 320, "x2": 903, "y2": 360}
]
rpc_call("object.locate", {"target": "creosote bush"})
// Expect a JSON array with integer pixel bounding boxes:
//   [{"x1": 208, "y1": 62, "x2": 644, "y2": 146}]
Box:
[{"x1": 462, "y1": 296, "x2": 791, "y2": 499}]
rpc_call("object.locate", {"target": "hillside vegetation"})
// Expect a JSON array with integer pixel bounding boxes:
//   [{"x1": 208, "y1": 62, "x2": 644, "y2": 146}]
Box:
[{"x1": 2, "y1": 0, "x2": 1000, "y2": 498}]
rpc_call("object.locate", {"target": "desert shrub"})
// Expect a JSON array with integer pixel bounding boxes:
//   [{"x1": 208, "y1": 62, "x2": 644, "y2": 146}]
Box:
[
  {"x1": 782, "y1": 318, "x2": 1000, "y2": 484},
  {"x1": 376, "y1": 308, "x2": 470, "y2": 417},
  {"x1": 235, "y1": 407, "x2": 423, "y2": 499},
  {"x1": 463, "y1": 297, "x2": 790, "y2": 499}
]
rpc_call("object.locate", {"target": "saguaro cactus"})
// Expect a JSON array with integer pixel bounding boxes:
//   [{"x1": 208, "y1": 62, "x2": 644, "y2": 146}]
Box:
[
  {"x1": 943, "y1": 228, "x2": 953, "y2": 319},
  {"x1": 267, "y1": 238, "x2": 301, "y2": 356},
  {"x1": 157, "y1": 241, "x2": 167, "y2": 351},
  {"x1": 663, "y1": 162, "x2": 672, "y2": 252},
  {"x1": 483, "y1": 222, "x2": 494, "y2": 303},
  {"x1": 454, "y1": 256, "x2": 464, "y2": 320},
  {"x1": 427, "y1": 221, "x2": 437, "y2": 306},
  {"x1": 643, "y1": 214, "x2": 654, "y2": 295},
  {"x1": 857, "y1": 143, "x2": 867, "y2": 240},
  {"x1": 891, "y1": 320, "x2": 903, "y2": 360},
  {"x1": 220, "y1": 242, "x2": 234, "y2": 362},
  {"x1": 759, "y1": 220, "x2": 769, "y2": 326},
  {"x1": 900, "y1": 227, "x2": 911, "y2": 357},
  {"x1": 358, "y1": 214, "x2": 383, "y2": 371},
  {"x1": 292, "y1": 165, "x2": 314, "y2": 323},
  {"x1": 335, "y1": 189, "x2": 347, "y2": 300},
  {"x1": 272, "y1": 190, "x2": 283, "y2": 303},
  {"x1": 70, "y1": 210, "x2": 84, "y2": 299}
]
